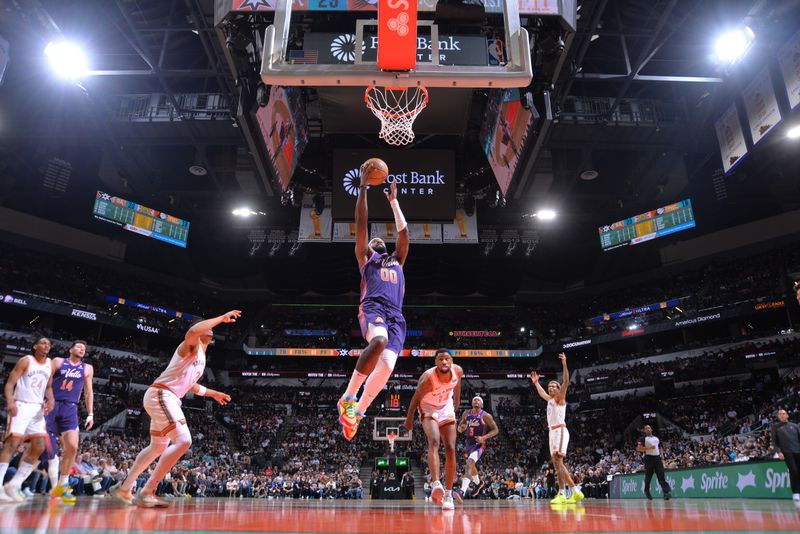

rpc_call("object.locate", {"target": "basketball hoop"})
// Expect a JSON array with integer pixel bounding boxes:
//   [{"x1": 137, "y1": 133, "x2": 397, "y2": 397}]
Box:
[
  {"x1": 387, "y1": 433, "x2": 398, "y2": 453},
  {"x1": 365, "y1": 85, "x2": 429, "y2": 146}
]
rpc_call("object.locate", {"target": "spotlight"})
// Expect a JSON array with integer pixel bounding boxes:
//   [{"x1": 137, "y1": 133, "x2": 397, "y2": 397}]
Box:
[
  {"x1": 232, "y1": 207, "x2": 266, "y2": 217},
  {"x1": 44, "y1": 40, "x2": 89, "y2": 81},
  {"x1": 520, "y1": 327, "x2": 526, "y2": 333},
  {"x1": 713, "y1": 26, "x2": 754, "y2": 65},
  {"x1": 535, "y1": 209, "x2": 557, "y2": 221},
  {"x1": 627, "y1": 324, "x2": 639, "y2": 331},
  {"x1": 788, "y1": 125, "x2": 800, "y2": 139}
]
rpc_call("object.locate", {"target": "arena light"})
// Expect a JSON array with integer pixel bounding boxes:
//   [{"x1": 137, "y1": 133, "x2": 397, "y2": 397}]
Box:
[
  {"x1": 787, "y1": 124, "x2": 800, "y2": 139},
  {"x1": 520, "y1": 326, "x2": 526, "y2": 333},
  {"x1": 535, "y1": 209, "x2": 557, "y2": 221},
  {"x1": 44, "y1": 40, "x2": 89, "y2": 81},
  {"x1": 627, "y1": 324, "x2": 640, "y2": 331},
  {"x1": 713, "y1": 26, "x2": 755, "y2": 65},
  {"x1": 232, "y1": 207, "x2": 266, "y2": 217}
]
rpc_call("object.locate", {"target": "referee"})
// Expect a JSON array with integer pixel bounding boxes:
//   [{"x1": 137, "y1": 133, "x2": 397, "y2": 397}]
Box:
[
  {"x1": 636, "y1": 425, "x2": 671, "y2": 500},
  {"x1": 770, "y1": 409, "x2": 800, "y2": 503}
]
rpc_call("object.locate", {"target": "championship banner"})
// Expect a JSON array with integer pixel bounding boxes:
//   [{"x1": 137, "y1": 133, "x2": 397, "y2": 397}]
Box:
[
  {"x1": 777, "y1": 30, "x2": 800, "y2": 110},
  {"x1": 298, "y1": 193, "x2": 332, "y2": 242},
  {"x1": 377, "y1": 0, "x2": 417, "y2": 70},
  {"x1": 742, "y1": 67, "x2": 782, "y2": 145},
  {"x1": 442, "y1": 209, "x2": 479, "y2": 244},
  {"x1": 370, "y1": 222, "x2": 442, "y2": 244},
  {"x1": 715, "y1": 104, "x2": 748, "y2": 174},
  {"x1": 0, "y1": 34, "x2": 9, "y2": 86},
  {"x1": 333, "y1": 222, "x2": 359, "y2": 242},
  {"x1": 610, "y1": 460, "x2": 792, "y2": 500}
]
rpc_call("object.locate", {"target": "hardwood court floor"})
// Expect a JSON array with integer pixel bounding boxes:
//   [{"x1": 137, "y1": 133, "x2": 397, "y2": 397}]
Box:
[{"x1": 1, "y1": 497, "x2": 799, "y2": 533}]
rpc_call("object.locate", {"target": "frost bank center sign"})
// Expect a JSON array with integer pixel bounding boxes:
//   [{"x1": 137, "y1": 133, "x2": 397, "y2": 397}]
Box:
[{"x1": 610, "y1": 460, "x2": 793, "y2": 499}]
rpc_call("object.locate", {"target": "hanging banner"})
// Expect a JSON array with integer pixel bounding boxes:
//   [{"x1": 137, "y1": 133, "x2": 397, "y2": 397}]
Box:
[
  {"x1": 369, "y1": 223, "x2": 442, "y2": 244},
  {"x1": 442, "y1": 209, "x2": 479, "y2": 244},
  {"x1": 333, "y1": 222, "x2": 358, "y2": 242},
  {"x1": 298, "y1": 193, "x2": 332, "y2": 242},
  {"x1": 715, "y1": 104, "x2": 748, "y2": 174},
  {"x1": 742, "y1": 67, "x2": 782, "y2": 145},
  {"x1": 777, "y1": 30, "x2": 800, "y2": 110}
]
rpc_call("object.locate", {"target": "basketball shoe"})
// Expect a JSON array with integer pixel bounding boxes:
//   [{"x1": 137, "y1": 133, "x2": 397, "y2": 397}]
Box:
[
  {"x1": 550, "y1": 492, "x2": 567, "y2": 505},
  {"x1": 431, "y1": 481, "x2": 444, "y2": 505},
  {"x1": 111, "y1": 486, "x2": 134, "y2": 505},
  {"x1": 566, "y1": 488, "x2": 584, "y2": 503},
  {"x1": 338, "y1": 397, "x2": 358, "y2": 427},
  {"x1": 133, "y1": 493, "x2": 170, "y2": 508},
  {"x1": 442, "y1": 494, "x2": 454, "y2": 510},
  {"x1": 343, "y1": 413, "x2": 364, "y2": 441},
  {"x1": 51, "y1": 484, "x2": 77, "y2": 504}
]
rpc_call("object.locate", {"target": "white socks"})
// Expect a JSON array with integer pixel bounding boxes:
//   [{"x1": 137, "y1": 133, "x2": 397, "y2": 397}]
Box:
[
  {"x1": 472, "y1": 475, "x2": 480, "y2": 485},
  {"x1": 461, "y1": 478, "x2": 471, "y2": 493},
  {"x1": 60, "y1": 475, "x2": 70, "y2": 487},
  {"x1": 355, "y1": 350, "x2": 398, "y2": 415},
  {"x1": 344, "y1": 371, "x2": 367, "y2": 400},
  {"x1": 8, "y1": 461, "x2": 35, "y2": 487},
  {"x1": 48, "y1": 457, "x2": 60, "y2": 488},
  {"x1": 0, "y1": 462, "x2": 8, "y2": 485}
]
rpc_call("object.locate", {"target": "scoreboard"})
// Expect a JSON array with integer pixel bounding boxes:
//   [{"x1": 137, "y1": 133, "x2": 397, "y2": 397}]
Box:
[
  {"x1": 92, "y1": 191, "x2": 190, "y2": 248},
  {"x1": 599, "y1": 199, "x2": 696, "y2": 251}
]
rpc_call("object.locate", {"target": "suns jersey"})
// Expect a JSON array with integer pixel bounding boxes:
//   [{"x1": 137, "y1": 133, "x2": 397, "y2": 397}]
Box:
[
  {"x1": 420, "y1": 367, "x2": 459, "y2": 410},
  {"x1": 152, "y1": 344, "x2": 206, "y2": 399},
  {"x1": 465, "y1": 409, "x2": 487, "y2": 444},
  {"x1": 547, "y1": 398, "x2": 566, "y2": 428},
  {"x1": 360, "y1": 251, "x2": 405, "y2": 310},
  {"x1": 53, "y1": 359, "x2": 86, "y2": 403},
  {"x1": 15, "y1": 356, "x2": 52, "y2": 404}
]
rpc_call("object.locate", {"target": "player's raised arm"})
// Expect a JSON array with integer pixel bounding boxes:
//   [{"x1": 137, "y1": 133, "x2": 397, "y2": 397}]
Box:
[
  {"x1": 180, "y1": 310, "x2": 242, "y2": 357},
  {"x1": 355, "y1": 161, "x2": 371, "y2": 270},
  {"x1": 556, "y1": 353, "x2": 569, "y2": 403},
  {"x1": 385, "y1": 182, "x2": 408, "y2": 266},
  {"x1": 404, "y1": 374, "x2": 431, "y2": 430},
  {"x1": 529, "y1": 371, "x2": 552, "y2": 402}
]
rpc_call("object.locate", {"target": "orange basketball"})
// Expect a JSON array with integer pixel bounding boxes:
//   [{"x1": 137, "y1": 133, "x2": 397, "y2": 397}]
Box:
[{"x1": 363, "y1": 158, "x2": 389, "y2": 186}]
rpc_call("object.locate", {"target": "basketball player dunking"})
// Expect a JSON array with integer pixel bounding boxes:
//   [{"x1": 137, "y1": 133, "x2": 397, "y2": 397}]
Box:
[
  {"x1": 457, "y1": 396, "x2": 498, "y2": 496},
  {"x1": 42, "y1": 340, "x2": 95, "y2": 504},
  {"x1": 0, "y1": 336, "x2": 55, "y2": 502},
  {"x1": 112, "y1": 311, "x2": 238, "y2": 507},
  {"x1": 339, "y1": 162, "x2": 409, "y2": 440},
  {"x1": 404, "y1": 349, "x2": 463, "y2": 510},
  {"x1": 530, "y1": 353, "x2": 584, "y2": 504}
]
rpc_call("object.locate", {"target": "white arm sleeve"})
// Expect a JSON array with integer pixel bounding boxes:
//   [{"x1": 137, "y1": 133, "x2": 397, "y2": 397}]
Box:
[{"x1": 390, "y1": 199, "x2": 407, "y2": 232}]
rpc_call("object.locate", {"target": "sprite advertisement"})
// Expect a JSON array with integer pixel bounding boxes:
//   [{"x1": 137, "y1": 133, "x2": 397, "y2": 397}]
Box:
[{"x1": 609, "y1": 460, "x2": 793, "y2": 499}]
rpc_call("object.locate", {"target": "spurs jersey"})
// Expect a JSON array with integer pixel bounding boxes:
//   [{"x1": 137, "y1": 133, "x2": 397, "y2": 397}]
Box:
[
  {"x1": 151, "y1": 344, "x2": 206, "y2": 398},
  {"x1": 546, "y1": 398, "x2": 566, "y2": 428},
  {"x1": 420, "y1": 367, "x2": 458, "y2": 410},
  {"x1": 15, "y1": 356, "x2": 52, "y2": 404}
]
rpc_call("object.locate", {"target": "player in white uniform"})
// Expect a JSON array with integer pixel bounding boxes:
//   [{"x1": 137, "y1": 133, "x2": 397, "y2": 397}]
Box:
[
  {"x1": 530, "y1": 352, "x2": 584, "y2": 504},
  {"x1": 112, "y1": 310, "x2": 239, "y2": 508},
  {"x1": 0, "y1": 336, "x2": 55, "y2": 502},
  {"x1": 405, "y1": 349, "x2": 463, "y2": 510}
]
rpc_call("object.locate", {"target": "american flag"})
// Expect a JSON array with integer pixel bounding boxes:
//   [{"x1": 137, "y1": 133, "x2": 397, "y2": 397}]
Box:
[{"x1": 288, "y1": 50, "x2": 318, "y2": 64}]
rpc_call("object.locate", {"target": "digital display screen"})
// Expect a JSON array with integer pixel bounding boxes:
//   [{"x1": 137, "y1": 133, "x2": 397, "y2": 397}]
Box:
[
  {"x1": 254, "y1": 86, "x2": 308, "y2": 192},
  {"x1": 599, "y1": 199, "x2": 696, "y2": 251},
  {"x1": 376, "y1": 458, "x2": 389, "y2": 468},
  {"x1": 92, "y1": 191, "x2": 190, "y2": 248},
  {"x1": 395, "y1": 457, "x2": 409, "y2": 467},
  {"x1": 331, "y1": 149, "x2": 455, "y2": 222},
  {"x1": 480, "y1": 89, "x2": 536, "y2": 196}
]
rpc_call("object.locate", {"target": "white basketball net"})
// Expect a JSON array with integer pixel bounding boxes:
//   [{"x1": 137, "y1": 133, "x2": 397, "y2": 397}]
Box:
[{"x1": 365, "y1": 86, "x2": 429, "y2": 146}]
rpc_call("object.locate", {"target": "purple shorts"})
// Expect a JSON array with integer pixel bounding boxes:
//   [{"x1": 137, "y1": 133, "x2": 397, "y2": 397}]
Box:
[
  {"x1": 46, "y1": 401, "x2": 80, "y2": 435},
  {"x1": 465, "y1": 442, "x2": 485, "y2": 462},
  {"x1": 358, "y1": 299, "x2": 406, "y2": 354}
]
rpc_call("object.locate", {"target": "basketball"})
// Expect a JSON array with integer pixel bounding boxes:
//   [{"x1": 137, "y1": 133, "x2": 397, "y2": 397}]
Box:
[{"x1": 362, "y1": 157, "x2": 389, "y2": 186}]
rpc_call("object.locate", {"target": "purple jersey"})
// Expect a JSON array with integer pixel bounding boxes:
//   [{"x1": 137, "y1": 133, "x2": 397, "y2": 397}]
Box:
[
  {"x1": 52, "y1": 359, "x2": 86, "y2": 403},
  {"x1": 465, "y1": 409, "x2": 487, "y2": 446},
  {"x1": 360, "y1": 251, "x2": 405, "y2": 310}
]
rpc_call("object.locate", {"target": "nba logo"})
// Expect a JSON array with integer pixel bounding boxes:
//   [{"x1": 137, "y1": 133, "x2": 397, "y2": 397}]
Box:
[{"x1": 487, "y1": 39, "x2": 504, "y2": 66}]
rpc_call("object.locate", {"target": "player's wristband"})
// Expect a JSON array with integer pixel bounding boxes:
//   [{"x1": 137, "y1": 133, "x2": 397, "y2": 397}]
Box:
[
  {"x1": 390, "y1": 199, "x2": 407, "y2": 232},
  {"x1": 196, "y1": 385, "x2": 207, "y2": 397},
  {"x1": 86, "y1": 414, "x2": 94, "y2": 419}
]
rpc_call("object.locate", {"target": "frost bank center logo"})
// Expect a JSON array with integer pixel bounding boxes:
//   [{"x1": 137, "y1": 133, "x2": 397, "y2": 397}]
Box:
[{"x1": 343, "y1": 167, "x2": 447, "y2": 197}]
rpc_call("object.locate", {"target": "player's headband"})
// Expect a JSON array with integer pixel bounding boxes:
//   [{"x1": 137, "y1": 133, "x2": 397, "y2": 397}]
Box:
[
  {"x1": 548, "y1": 381, "x2": 561, "y2": 389},
  {"x1": 472, "y1": 396, "x2": 483, "y2": 405}
]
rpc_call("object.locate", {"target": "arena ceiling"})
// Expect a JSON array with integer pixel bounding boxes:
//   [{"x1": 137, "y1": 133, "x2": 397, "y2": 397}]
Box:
[{"x1": 0, "y1": 0, "x2": 799, "y2": 295}]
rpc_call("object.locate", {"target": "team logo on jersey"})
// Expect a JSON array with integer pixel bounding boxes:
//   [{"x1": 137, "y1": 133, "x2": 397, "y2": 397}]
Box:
[
  {"x1": 343, "y1": 168, "x2": 360, "y2": 197},
  {"x1": 375, "y1": 317, "x2": 384, "y2": 323}
]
